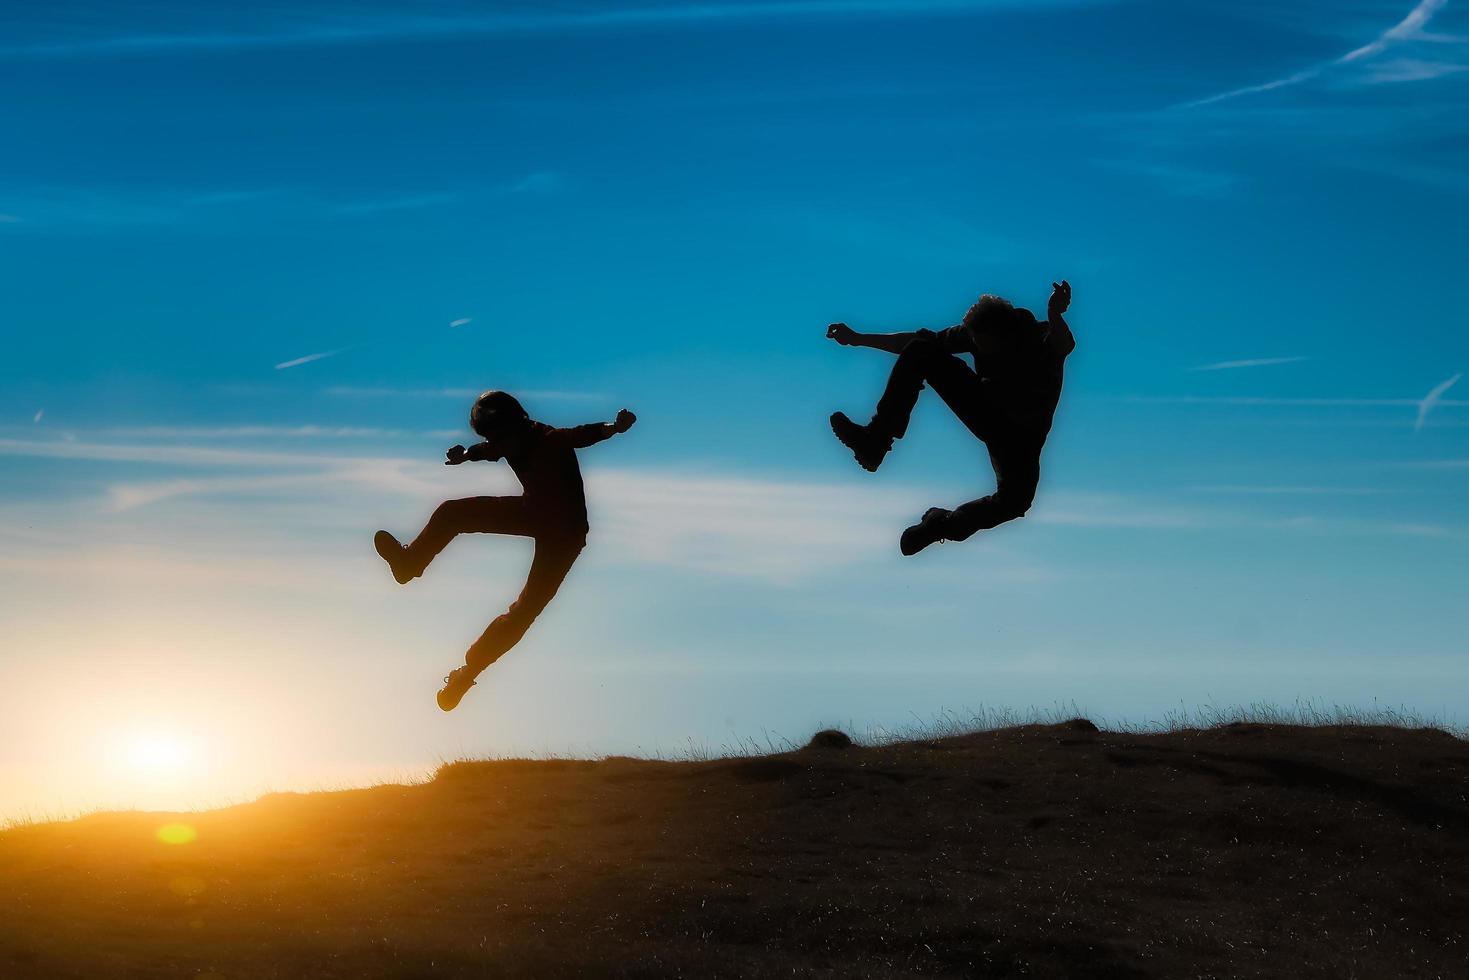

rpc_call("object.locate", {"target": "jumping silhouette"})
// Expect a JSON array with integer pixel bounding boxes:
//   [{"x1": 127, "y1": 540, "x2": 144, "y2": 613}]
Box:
[
  {"x1": 827, "y1": 281, "x2": 1075, "y2": 555},
  {"x1": 374, "y1": 391, "x2": 637, "y2": 711}
]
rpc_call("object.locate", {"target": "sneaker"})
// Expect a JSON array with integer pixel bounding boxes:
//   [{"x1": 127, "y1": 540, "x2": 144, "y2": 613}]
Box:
[
  {"x1": 900, "y1": 507, "x2": 951, "y2": 556},
  {"x1": 829, "y1": 412, "x2": 892, "y2": 472},
  {"x1": 374, "y1": 530, "x2": 415, "y2": 585},
  {"x1": 437, "y1": 665, "x2": 480, "y2": 712}
]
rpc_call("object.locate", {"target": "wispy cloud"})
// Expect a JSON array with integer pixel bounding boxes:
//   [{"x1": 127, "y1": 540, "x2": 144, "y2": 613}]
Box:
[
  {"x1": 1190, "y1": 356, "x2": 1309, "y2": 372},
  {"x1": 106, "y1": 474, "x2": 338, "y2": 512},
  {"x1": 1338, "y1": 0, "x2": 1450, "y2": 62},
  {"x1": 32, "y1": 410, "x2": 43, "y2": 423},
  {"x1": 2, "y1": 1, "x2": 1113, "y2": 60},
  {"x1": 1363, "y1": 56, "x2": 1469, "y2": 83},
  {"x1": 1416, "y1": 372, "x2": 1462, "y2": 430},
  {"x1": 1100, "y1": 160, "x2": 1239, "y2": 197},
  {"x1": 335, "y1": 193, "x2": 459, "y2": 216},
  {"x1": 1338, "y1": 156, "x2": 1469, "y2": 195},
  {"x1": 0, "y1": 437, "x2": 382, "y2": 469},
  {"x1": 5, "y1": 412, "x2": 1458, "y2": 599},
  {"x1": 590, "y1": 470, "x2": 919, "y2": 579},
  {"x1": 506, "y1": 172, "x2": 564, "y2": 195},
  {"x1": 335, "y1": 172, "x2": 560, "y2": 215},
  {"x1": 1381, "y1": 521, "x2": 1452, "y2": 538},
  {"x1": 1128, "y1": 389, "x2": 1469, "y2": 430},
  {"x1": 1127, "y1": 395, "x2": 1467, "y2": 408},
  {"x1": 1182, "y1": 0, "x2": 1452, "y2": 107},
  {"x1": 9, "y1": 440, "x2": 918, "y2": 578},
  {"x1": 324, "y1": 386, "x2": 607, "y2": 403},
  {"x1": 1190, "y1": 485, "x2": 1393, "y2": 496},
  {"x1": 275, "y1": 348, "x2": 349, "y2": 371},
  {"x1": 448, "y1": 318, "x2": 472, "y2": 329},
  {"x1": 326, "y1": 385, "x2": 480, "y2": 399},
  {"x1": 95, "y1": 425, "x2": 440, "y2": 440},
  {"x1": 761, "y1": 208, "x2": 1022, "y2": 267},
  {"x1": 0, "y1": 186, "x2": 284, "y2": 229},
  {"x1": 3, "y1": 175, "x2": 548, "y2": 230}
]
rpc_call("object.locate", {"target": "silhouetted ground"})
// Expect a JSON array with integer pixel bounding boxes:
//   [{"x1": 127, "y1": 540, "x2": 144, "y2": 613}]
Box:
[{"x1": 4, "y1": 722, "x2": 1468, "y2": 978}]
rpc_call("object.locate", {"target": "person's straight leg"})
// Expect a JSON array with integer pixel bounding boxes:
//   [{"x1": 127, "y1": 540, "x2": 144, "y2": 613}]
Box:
[
  {"x1": 464, "y1": 534, "x2": 585, "y2": 672},
  {"x1": 404, "y1": 496, "x2": 536, "y2": 578}
]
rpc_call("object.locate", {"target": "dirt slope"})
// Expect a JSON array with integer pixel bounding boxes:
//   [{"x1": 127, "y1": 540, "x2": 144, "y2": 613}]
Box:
[{"x1": 3, "y1": 722, "x2": 1467, "y2": 978}]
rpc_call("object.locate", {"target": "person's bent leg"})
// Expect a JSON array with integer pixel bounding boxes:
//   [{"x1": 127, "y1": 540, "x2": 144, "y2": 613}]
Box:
[
  {"x1": 942, "y1": 444, "x2": 1041, "y2": 541},
  {"x1": 403, "y1": 496, "x2": 535, "y2": 579},
  {"x1": 872, "y1": 335, "x2": 976, "y2": 440},
  {"x1": 464, "y1": 535, "x2": 585, "y2": 672},
  {"x1": 836, "y1": 336, "x2": 980, "y2": 472}
]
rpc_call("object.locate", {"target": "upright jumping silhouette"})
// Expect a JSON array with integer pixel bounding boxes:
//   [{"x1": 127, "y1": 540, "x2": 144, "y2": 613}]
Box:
[
  {"x1": 827, "y1": 281, "x2": 1075, "y2": 555},
  {"x1": 374, "y1": 391, "x2": 637, "y2": 710}
]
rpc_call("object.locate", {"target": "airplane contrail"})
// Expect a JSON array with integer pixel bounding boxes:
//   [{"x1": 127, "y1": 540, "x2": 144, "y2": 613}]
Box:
[
  {"x1": 1340, "y1": 0, "x2": 1447, "y2": 63},
  {"x1": 1183, "y1": 0, "x2": 1448, "y2": 108},
  {"x1": 1192, "y1": 356, "x2": 1308, "y2": 372},
  {"x1": 274, "y1": 347, "x2": 349, "y2": 370},
  {"x1": 274, "y1": 314, "x2": 468, "y2": 374},
  {"x1": 1415, "y1": 372, "x2": 1461, "y2": 431}
]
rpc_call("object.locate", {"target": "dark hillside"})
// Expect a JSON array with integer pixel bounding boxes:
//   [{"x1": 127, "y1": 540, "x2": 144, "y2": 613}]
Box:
[{"x1": 3, "y1": 722, "x2": 1467, "y2": 978}]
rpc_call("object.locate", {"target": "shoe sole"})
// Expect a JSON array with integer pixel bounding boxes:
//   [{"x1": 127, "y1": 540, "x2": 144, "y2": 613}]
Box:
[
  {"x1": 900, "y1": 531, "x2": 941, "y2": 557},
  {"x1": 899, "y1": 531, "x2": 928, "y2": 557},
  {"x1": 437, "y1": 681, "x2": 476, "y2": 712},
  {"x1": 900, "y1": 510, "x2": 951, "y2": 556},
  {"x1": 829, "y1": 415, "x2": 880, "y2": 473}
]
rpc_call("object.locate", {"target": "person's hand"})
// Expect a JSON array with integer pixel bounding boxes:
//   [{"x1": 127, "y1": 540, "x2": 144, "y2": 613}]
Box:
[
  {"x1": 826, "y1": 322, "x2": 858, "y2": 346},
  {"x1": 445, "y1": 444, "x2": 469, "y2": 465},
  {"x1": 614, "y1": 409, "x2": 637, "y2": 433},
  {"x1": 1048, "y1": 280, "x2": 1072, "y2": 320}
]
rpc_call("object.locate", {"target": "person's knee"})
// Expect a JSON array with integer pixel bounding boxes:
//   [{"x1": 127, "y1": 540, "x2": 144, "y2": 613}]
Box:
[
  {"x1": 432, "y1": 498, "x2": 471, "y2": 525},
  {"x1": 496, "y1": 598, "x2": 545, "y2": 638},
  {"x1": 993, "y1": 491, "x2": 1034, "y2": 522},
  {"x1": 960, "y1": 491, "x2": 1033, "y2": 532},
  {"x1": 469, "y1": 610, "x2": 530, "y2": 662},
  {"x1": 899, "y1": 335, "x2": 944, "y2": 365}
]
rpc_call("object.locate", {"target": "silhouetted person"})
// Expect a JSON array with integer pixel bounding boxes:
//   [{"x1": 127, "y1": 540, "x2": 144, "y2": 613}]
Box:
[
  {"x1": 374, "y1": 391, "x2": 637, "y2": 711},
  {"x1": 827, "y1": 281, "x2": 1075, "y2": 555}
]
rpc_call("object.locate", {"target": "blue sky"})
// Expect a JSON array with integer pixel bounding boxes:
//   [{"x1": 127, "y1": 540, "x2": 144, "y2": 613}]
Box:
[{"x1": 2, "y1": 0, "x2": 1468, "y2": 818}]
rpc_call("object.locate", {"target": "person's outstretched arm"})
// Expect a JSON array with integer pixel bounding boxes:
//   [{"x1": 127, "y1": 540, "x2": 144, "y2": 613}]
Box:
[
  {"x1": 828, "y1": 322, "x2": 964, "y2": 355},
  {"x1": 444, "y1": 440, "x2": 504, "y2": 465},
  {"x1": 827, "y1": 323, "x2": 948, "y2": 355},
  {"x1": 1044, "y1": 280, "x2": 1075, "y2": 356},
  {"x1": 827, "y1": 323, "x2": 921, "y2": 354},
  {"x1": 555, "y1": 409, "x2": 638, "y2": 449}
]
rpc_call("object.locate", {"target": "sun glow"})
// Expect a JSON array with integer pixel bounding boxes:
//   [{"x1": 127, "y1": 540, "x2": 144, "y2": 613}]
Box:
[{"x1": 116, "y1": 731, "x2": 198, "y2": 777}]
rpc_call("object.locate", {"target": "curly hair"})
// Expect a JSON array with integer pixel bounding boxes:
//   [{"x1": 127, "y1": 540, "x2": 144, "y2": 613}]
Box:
[
  {"x1": 469, "y1": 390, "x2": 530, "y2": 438},
  {"x1": 961, "y1": 294, "x2": 1034, "y2": 335}
]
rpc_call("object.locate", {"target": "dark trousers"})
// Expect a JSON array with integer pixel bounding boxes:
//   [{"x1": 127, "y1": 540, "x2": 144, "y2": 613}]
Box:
[
  {"x1": 873, "y1": 336, "x2": 1043, "y2": 540},
  {"x1": 405, "y1": 496, "x2": 585, "y2": 671}
]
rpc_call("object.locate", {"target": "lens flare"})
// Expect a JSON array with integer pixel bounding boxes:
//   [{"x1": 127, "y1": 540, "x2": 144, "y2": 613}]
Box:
[{"x1": 156, "y1": 823, "x2": 197, "y2": 845}]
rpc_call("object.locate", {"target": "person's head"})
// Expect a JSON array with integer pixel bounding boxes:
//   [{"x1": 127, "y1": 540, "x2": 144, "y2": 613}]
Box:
[
  {"x1": 960, "y1": 294, "x2": 1035, "y2": 352},
  {"x1": 469, "y1": 390, "x2": 530, "y2": 440}
]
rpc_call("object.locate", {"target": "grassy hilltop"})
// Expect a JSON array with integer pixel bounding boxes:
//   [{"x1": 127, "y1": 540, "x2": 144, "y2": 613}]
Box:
[{"x1": 3, "y1": 720, "x2": 1468, "y2": 978}]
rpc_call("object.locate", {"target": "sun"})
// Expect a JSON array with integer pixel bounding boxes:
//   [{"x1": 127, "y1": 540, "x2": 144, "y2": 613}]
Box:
[{"x1": 120, "y1": 731, "x2": 197, "y2": 776}]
